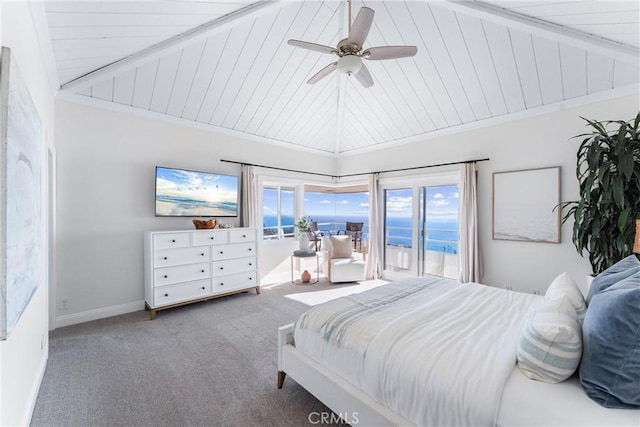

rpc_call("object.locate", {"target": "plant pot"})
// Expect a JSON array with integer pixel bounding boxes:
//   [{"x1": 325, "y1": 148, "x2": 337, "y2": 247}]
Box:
[{"x1": 299, "y1": 232, "x2": 310, "y2": 251}]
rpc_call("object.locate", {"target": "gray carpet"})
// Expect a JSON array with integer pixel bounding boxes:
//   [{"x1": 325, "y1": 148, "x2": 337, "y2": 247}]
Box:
[{"x1": 31, "y1": 280, "x2": 362, "y2": 427}]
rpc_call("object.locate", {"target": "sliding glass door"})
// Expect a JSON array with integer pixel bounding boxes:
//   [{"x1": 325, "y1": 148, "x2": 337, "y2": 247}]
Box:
[
  {"x1": 383, "y1": 180, "x2": 459, "y2": 279},
  {"x1": 419, "y1": 185, "x2": 459, "y2": 279}
]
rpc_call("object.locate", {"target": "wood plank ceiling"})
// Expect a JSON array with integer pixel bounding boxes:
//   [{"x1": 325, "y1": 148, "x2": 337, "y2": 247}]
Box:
[{"x1": 44, "y1": 0, "x2": 640, "y2": 156}]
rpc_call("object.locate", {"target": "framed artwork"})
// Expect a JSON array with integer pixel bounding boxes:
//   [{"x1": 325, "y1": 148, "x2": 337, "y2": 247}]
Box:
[
  {"x1": 492, "y1": 166, "x2": 560, "y2": 243},
  {"x1": 0, "y1": 47, "x2": 44, "y2": 339}
]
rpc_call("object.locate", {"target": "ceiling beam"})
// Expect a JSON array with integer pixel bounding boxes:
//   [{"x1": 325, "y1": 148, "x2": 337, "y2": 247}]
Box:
[
  {"x1": 441, "y1": 0, "x2": 639, "y2": 64},
  {"x1": 60, "y1": 0, "x2": 283, "y2": 92},
  {"x1": 334, "y1": 74, "x2": 347, "y2": 155}
]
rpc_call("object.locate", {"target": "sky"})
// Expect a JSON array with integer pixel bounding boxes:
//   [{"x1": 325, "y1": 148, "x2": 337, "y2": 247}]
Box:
[
  {"x1": 386, "y1": 185, "x2": 459, "y2": 219},
  {"x1": 263, "y1": 185, "x2": 458, "y2": 220}
]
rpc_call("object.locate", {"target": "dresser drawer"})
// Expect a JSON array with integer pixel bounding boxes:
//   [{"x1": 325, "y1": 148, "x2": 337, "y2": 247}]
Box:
[
  {"x1": 193, "y1": 230, "x2": 228, "y2": 246},
  {"x1": 153, "y1": 233, "x2": 190, "y2": 250},
  {"x1": 154, "y1": 262, "x2": 211, "y2": 286},
  {"x1": 211, "y1": 242, "x2": 255, "y2": 261},
  {"x1": 155, "y1": 247, "x2": 210, "y2": 268},
  {"x1": 212, "y1": 257, "x2": 256, "y2": 276},
  {"x1": 230, "y1": 229, "x2": 256, "y2": 243},
  {"x1": 213, "y1": 272, "x2": 257, "y2": 293},
  {"x1": 153, "y1": 279, "x2": 211, "y2": 307}
]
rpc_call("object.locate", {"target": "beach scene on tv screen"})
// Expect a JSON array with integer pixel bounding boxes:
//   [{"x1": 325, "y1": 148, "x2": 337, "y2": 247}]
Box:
[{"x1": 155, "y1": 167, "x2": 238, "y2": 216}]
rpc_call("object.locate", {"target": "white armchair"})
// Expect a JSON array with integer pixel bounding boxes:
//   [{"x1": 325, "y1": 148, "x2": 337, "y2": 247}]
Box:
[{"x1": 321, "y1": 235, "x2": 366, "y2": 283}]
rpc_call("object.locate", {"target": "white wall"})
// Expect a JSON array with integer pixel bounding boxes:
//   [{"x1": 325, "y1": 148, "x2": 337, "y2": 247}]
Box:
[
  {"x1": 54, "y1": 99, "x2": 335, "y2": 325},
  {"x1": 0, "y1": 2, "x2": 55, "y2": 425},
  {"x1": 338, "y1": 94, "x2": 640, "y2": 295}
]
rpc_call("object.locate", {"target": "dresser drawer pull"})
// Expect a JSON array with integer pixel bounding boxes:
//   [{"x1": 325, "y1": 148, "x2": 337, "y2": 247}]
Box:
[
  {"x1": 201, "y1": 286, "x2": 205, "y2": 290},
  {"x1": 220, "y1": 283, "x2": 224, "y2": 286},
  {"x1": 219, "y1": 251, "x2": 224, "y2": 254},
  {"x1": 164, "y1": 275, "x2": 168, "y2": 278},
  {"x1": 201, "y1": 269, "x2": 205, "y2": 273},
  {"x1": 164, "y1": 293, "x2": 168, "y2": 297},
  {"x1": 164, "y1": 257, "x2": 168, "y2": 260},
  {"x1": 249, "y1": 277, "x2": 253, "y2": 280},
  {"x1": 172, "y1": 239, "x2": 176, "y2": 243},
  {"x1": 249, "y1": 262, "x2": 252, "y2": 266},
  {"x1": 200, "y1": 253, "x2": 205, "y2": 256},
  {"x1": 248, "y1": 248, "x2": 252, "y2": 251},
  {"x1": 210, "y1": 236, "x2": 215, "y2": 240},
  {"x1": 242, "y1": 234, "x2": 246, "y2": 238}
]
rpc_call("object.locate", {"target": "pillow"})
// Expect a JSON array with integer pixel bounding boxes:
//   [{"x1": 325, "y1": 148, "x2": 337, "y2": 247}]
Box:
[
  {"x1": 587, "y1": 255, "x2": 640, "y2": 304},
  {"x1": 329, "y1": 235, "x2": 353, "y2": 258},
  {"x1": 580, "y1": 271, "x2": 640, "y2": 408},
  {"x1": 517, "y1": 296, "x2": 582, "y2": 383},
  {"x1": 545, "y1": 272, "x2": 587, "y2": 324}
]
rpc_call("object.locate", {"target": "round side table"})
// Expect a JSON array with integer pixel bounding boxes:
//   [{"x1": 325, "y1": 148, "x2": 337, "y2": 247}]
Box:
[{"x1": 291, "y1": 250, "x2": 319, "y2": 285}]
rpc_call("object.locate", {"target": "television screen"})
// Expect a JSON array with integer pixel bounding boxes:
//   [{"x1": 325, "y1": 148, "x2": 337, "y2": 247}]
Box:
[{"x1": 155, "y1": 166, "x2": 239, "y2": 217}]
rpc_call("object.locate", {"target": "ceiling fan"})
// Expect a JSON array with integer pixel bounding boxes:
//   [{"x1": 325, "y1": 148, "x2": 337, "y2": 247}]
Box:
[{"x1": 287, "y1": 1, "x2": 417, "y2": 88}]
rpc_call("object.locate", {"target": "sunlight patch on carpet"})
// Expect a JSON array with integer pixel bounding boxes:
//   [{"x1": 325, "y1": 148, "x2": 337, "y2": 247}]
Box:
[{"x1": 284, "y1": 279, "x2": 389, "y2": 306}]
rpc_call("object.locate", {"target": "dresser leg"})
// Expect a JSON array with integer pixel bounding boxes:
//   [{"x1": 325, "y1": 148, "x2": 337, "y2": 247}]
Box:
[
  {"x1": 149, "y1": 309, "x2": 156, "y2": 320},
  {"x1": 256, "y1": 286, "x2": 261, "y2": 295},
  {"x1": 277, "y1": 371, "x2": 286, "y2": 388}
]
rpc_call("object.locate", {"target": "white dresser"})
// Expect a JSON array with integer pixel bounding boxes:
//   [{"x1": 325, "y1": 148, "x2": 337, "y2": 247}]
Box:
[{"x1": 144, "y1": 228, "x2": 259, "y2": 319}]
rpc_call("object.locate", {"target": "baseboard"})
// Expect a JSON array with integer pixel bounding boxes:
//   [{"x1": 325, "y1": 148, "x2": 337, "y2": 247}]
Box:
[
  {"x1": 55, "y1": 300, "x2": 145, "y2": 328},
  {"x1": 25, "y1": 349, "x2": 49, "y2": 426}
]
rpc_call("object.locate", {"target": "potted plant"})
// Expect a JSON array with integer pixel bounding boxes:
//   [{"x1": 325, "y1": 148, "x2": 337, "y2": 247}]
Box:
[
  {"x1": 559, "y1": 113, "x2": 640, "y2": 274},
  {"x1": 295, "y1": 216, "x2": 313, "y2": 251}
]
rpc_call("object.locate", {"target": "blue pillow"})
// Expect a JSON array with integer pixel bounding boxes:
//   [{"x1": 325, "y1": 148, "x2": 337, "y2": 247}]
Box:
[
  {"x1": 580, "y1": 271, "x2": 640, "y2": 408},
  {"x1": 587, "y1": 255, "x2": 640, "y2": 304}
]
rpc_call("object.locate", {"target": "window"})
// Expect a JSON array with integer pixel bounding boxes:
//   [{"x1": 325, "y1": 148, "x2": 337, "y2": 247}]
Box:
[
  {"x1": 263, "y1": 186, "x2": 295, "y2": 239},
  {"x1": 304, "y1": 187, "x2": 369, "y2": 245}
]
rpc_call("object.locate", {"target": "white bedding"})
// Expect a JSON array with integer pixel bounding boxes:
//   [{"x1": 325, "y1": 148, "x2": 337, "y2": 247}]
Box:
[{"x1": 293, "y1": 277, "x2": 540, "y2": 426}]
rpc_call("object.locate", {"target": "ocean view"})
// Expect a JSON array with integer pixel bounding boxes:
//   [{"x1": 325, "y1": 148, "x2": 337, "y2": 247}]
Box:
[{"x1": 263, "y1": 215, "x2": 458, "y2": 254}]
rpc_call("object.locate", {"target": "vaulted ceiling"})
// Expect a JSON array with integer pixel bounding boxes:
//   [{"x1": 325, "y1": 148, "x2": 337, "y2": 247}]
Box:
[{"x1": 40, "y1": 1, "x2": 640, "y2": 156}]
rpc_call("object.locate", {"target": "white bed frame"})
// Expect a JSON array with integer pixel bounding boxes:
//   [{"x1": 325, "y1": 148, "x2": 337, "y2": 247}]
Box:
[{"x1": 277, "y1": 323, "x2": 412, "y2": 426}]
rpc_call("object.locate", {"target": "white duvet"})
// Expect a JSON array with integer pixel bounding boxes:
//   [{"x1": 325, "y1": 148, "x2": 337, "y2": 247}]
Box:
[{"x1": 293, "y1": 277, "x2": 540, "y2": 426}]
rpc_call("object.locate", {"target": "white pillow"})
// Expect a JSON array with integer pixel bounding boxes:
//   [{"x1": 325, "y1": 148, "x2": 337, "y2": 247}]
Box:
[
  {"x1": 329, "y1": 235, "x2": 353, "y2": 258},
  {"x1": 545, "y1": 272, "x2": 587, "y2": 324},
  {"x1": 517, "y1": 295, "x2": 582, "y2": 383}
]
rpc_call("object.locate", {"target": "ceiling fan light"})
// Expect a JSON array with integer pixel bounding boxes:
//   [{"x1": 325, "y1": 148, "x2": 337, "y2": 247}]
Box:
[{"x1": 337, "y1": 55, "x2": 362, "y2": 75}]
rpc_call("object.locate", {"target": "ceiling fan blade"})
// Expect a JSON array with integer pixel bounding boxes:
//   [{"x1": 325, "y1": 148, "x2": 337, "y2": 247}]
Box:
[
  {"x1": 354, "y1": 63, "x2": 373, "y2": 88},
  {"x1": 288, "y1": 39, "x2": 337, "y2": 55},
  {"x1": 307, "y1": 62, "x2": 338, "y2": 84},
  {"x1": 348, "y1": 7, "x2": 374, "y2": 48},
  {"x1": 363, "y1": 45, "x2": 417, "y2": 60}
]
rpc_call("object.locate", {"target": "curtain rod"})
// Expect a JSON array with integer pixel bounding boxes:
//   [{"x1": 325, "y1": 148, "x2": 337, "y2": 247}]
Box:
[{"x1": 220, "y1": 157, "x2": 490, "y2": 179}]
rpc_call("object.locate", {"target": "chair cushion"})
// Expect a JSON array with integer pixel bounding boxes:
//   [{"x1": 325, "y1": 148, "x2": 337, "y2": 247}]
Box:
[
  {"x1": 329, "y1": 235, "x2": 352, "y2": 258},
  {"x1": 545, "y1": 272, "x2": 587, "y2": 324},
  {"x1": 580, "y1": 270, "x2": 640, "y2": 408}
]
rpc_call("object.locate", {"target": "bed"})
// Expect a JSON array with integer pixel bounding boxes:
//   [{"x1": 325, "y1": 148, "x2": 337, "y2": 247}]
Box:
[{"x1": 277, "y1": 277, "x2": 639, "y2": 426}]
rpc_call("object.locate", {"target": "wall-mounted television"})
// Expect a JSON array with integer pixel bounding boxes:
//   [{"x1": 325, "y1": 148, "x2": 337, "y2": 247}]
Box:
[{"x1": 155, "y1": 166, "x2": 239, "y2": 217}]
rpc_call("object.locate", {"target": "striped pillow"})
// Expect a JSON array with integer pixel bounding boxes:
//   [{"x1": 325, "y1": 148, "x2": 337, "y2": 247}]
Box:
[
  {"x1": 545, "y1": 272, "x2": 587, "y2": 324},
  {"x1": 517, "y1": 296, "x2": 582, "y2": 383}
]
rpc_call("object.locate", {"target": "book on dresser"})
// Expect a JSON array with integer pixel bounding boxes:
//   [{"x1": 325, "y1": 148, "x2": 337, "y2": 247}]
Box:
[{"x1": 144, "y1": 228, "x2": 260, "y2": 319}]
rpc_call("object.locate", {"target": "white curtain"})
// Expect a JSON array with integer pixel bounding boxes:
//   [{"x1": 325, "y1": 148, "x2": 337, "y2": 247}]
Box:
[
  {"x1": 458, "y1": 163, "x2": 482, "y2": 283},
  {"x1": 365, "y1": 174, "x2": 382, "y2": 279},
  {"x1": 241, "y1": 165, "x2": 258, "y2": 229}
]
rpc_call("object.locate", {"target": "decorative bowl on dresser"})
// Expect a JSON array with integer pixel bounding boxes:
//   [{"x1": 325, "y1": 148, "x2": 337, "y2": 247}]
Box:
[{"x1": 144, "y1": 228, "x2": 259, "y2": 319}]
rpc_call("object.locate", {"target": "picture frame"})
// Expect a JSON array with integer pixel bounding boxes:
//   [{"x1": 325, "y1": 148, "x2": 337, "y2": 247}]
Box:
[
  {"x1": 492, "y1": 166, "x2": 560, "y2": 243},
  {"x1": 0, "y1": 46, "x2": 45, "y2": 339}
]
